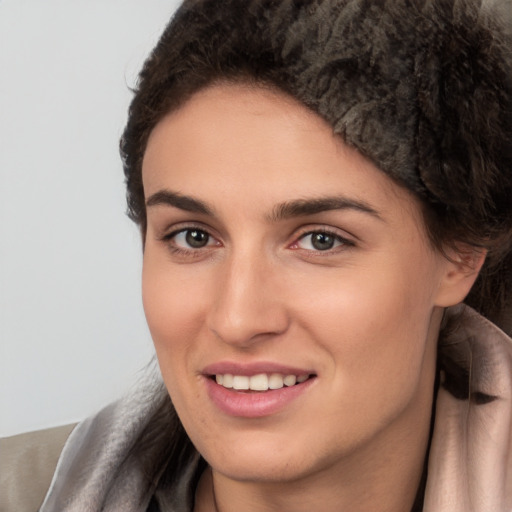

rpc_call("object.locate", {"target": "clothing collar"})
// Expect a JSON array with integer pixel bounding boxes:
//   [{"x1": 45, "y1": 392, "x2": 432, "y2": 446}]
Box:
[{"x1": 424, "y1": 305, "x2": 512, "y2": 511}]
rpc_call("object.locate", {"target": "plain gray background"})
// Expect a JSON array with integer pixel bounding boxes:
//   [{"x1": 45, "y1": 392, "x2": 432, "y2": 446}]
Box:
[{"x1": 0, "y1": 0, "x2": 181, "y2": 436}]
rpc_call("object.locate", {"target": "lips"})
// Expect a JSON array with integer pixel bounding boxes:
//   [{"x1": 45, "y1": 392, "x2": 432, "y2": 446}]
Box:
[{"x1": 202, "y1": 362, "x2": 316, "y2": 417}]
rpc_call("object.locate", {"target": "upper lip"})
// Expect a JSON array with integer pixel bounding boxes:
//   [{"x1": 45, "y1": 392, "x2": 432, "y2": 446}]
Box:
[{"x1": 202, "y1": 361, "x2": 315, "y2": 377}]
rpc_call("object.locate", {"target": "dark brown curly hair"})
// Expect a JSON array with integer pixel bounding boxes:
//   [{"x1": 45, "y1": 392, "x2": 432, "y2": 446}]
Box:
[{"x1": 121, "y1": 0, "x2": 512, "y2": 334}]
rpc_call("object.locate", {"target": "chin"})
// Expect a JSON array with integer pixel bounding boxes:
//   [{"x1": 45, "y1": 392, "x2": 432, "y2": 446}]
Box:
[
  {"x1": 210, "y1": 452, "x2": 314, "y2": 484},
  {"x1": 193, "y1": 426, "x2": 345, "y2": 485}
]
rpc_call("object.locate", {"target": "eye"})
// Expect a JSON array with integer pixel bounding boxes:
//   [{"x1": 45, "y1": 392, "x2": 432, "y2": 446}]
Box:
[
  {"x1": 170, "y1": 228, "x2": 217, "y2": 249},
  {"x1": 294, "y1": 231, "x2": 349, "y2": 251}
]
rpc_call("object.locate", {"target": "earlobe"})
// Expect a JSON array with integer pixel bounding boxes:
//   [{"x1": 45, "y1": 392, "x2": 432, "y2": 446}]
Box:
[{"x1": 434, "y1": 247, "x2": 486, "y2": 307}]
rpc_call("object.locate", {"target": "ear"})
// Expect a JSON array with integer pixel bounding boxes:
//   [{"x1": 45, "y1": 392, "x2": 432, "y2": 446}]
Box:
[{"x1": 434, "y1": 246, "x2": 486, "y2": 307}]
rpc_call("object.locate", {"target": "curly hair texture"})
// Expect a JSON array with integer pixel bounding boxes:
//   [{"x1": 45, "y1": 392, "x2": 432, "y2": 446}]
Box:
[{"x1": 121, "y1": 0, "x2": 512, "y2": 333}]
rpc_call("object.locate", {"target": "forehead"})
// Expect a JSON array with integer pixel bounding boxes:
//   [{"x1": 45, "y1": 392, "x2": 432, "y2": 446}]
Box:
[{"x1": 142, "y1": 84, "x2": 422, "y2": 224}]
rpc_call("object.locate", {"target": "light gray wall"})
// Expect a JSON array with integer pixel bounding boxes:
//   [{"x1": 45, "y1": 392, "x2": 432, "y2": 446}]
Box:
[{"x1": 0, "y1": 0, "x2": 181, "y2": 436}]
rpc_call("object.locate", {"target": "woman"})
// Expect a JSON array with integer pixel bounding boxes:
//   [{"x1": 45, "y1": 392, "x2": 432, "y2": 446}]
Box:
[{"x1": 40, "y1": 0, "x2": 512, "y2": 511}]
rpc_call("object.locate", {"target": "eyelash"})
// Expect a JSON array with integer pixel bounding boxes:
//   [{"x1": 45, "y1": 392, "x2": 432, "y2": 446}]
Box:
[{"x1": 160, "y1": 226, "x2": 354, "y2": 257}]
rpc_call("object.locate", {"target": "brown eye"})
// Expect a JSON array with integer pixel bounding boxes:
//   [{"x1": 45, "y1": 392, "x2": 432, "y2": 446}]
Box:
[
  {"x1": 295, "y1": 231, "x2": 351, "y2": 252},
  {"x1": 310, "y1": 233, "x2": 336, "y2": 251},
  {"x1": 185, "y1": 229, "x2": 210, "y2": 248},
  {"x1": 169, "y1": 228, "x2": 215, "y2": 249}
]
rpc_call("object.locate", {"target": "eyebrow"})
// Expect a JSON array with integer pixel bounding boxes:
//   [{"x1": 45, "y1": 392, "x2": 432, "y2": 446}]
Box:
[
  {"x1": 145, "y1": 189, "x2": 383, "y2": 222},
  {"x1": 267, "y1": 196, "x2": 383, "y2": 222},
  {"x1": 146, "y1": 190, "x2": 213, "y2": 215}
]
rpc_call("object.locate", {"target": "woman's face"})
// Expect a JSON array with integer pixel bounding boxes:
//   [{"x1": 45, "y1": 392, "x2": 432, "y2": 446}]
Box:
[{"x1": 141, "y1": 84, "x2": 456, "y2": 484}]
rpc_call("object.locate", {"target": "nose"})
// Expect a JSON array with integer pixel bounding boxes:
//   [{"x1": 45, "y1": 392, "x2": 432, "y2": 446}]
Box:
[{"x1": 207, "y1": 250, "x2": 289, "y2": 348}]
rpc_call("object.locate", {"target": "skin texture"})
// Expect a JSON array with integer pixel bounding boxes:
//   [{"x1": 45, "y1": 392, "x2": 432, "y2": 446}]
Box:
[{"x1": 141, "y1": 84, "x2": 482, "y2": 512}]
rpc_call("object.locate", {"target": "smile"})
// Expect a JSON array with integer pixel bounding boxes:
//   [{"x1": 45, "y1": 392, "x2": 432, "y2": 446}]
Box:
[
  {"x1": 203, "y1": 365, "x2": 317, "y2": 417},
  {"x1": 214, "y1": 373, "x2": 310, "y2": 391}
]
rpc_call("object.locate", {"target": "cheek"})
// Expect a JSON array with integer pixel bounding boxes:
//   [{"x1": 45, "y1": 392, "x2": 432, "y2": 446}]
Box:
[
  {"x1": 142, "y1": 254, "x2": 205, "y2": 379},
  {"x1": 142, "y1": 262, "x2": 211, "y2": 436},
  {"x1": 294, "y1": 258, "x2": 438, "y2": 406}
]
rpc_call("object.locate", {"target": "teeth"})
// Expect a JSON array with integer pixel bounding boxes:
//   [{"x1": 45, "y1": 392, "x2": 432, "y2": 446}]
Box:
[
  {"x1": 214, "y1": 372, "x2": 310, "y2": 391},
  {"x1": 233, "y1": 375, "x2": 250, "y2": 390},
  {"x1": 222, "y1": 374, "x2": 234, "y2": 388},
  {"x1": 283, "y1": 375, "x2": 297, "y2": 387},
  {"x1": 269, "y1": 373, "x2": 284, "y2": 389},
  {"x1": 249, "y1": 373, "x2": 269, "y2": 391}
]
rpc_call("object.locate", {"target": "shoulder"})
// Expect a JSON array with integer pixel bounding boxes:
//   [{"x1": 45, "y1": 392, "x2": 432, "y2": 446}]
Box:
[
  {"x1": 38, "y1": 375, "x2": 200, "y2": 512},
  {"x1": 0, "y1": 423, "x2": 76, "y2": 512},
  {"x1": 39, "y1": 389, "x2": 161, "y2": 511}
]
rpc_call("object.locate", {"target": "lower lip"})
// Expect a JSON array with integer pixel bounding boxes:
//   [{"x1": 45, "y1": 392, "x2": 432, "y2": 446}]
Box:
[{"x1": 204, "y1": 377, "x2": 315, "y2": 418}]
